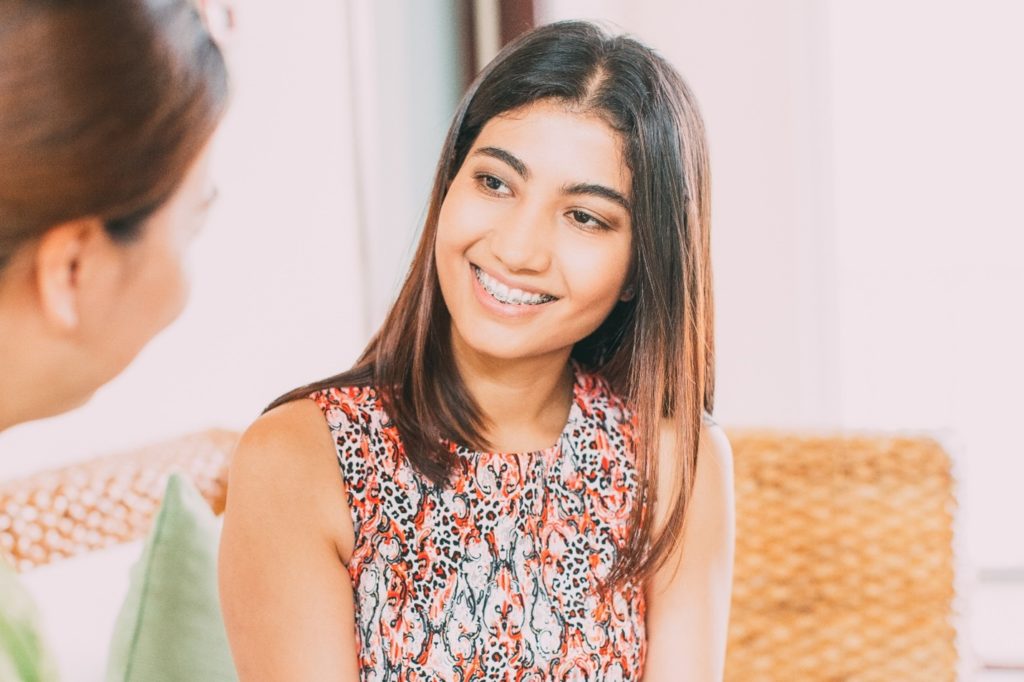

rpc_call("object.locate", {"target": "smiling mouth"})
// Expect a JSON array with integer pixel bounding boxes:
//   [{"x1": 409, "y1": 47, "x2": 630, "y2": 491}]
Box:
[{"x1": 472, "y1": 265, "x2": 557, "y2": 306}]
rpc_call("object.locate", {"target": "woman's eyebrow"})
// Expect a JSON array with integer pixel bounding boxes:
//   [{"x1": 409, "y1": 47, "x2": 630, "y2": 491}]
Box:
[
  {"x1": 473, "y1": 146, "x2": 530, "y2": 180},
  {"x1": 472, "y1": 146, "x2": 629, "y2": 210},
  {"x1": 563, "y1": 182, "x2": 631, "y2": 211}
]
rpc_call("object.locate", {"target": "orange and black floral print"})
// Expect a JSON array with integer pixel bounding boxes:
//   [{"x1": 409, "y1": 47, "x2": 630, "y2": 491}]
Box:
[{"x1": 311, "y1": 366, "x2": 647, "y2": 681}]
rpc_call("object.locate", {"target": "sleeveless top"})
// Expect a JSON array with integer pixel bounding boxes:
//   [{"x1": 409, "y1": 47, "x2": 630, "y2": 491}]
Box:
[{"x1": 310, "y1": 366, "x2": 647, "y2": 681}]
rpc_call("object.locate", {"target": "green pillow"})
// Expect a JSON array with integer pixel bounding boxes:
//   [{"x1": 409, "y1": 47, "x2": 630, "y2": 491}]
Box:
[
  {"x1": 0, "y1": 556, "x2": 58, "y2": 682},
  {"x1": 105, "y1": 473, "x2": 237, "y2": 681}
]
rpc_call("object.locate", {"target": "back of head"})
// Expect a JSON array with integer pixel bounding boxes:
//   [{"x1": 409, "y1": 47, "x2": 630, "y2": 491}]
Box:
[{"x1": 0, "y1": 0, "x2": 229, "y2": 269}]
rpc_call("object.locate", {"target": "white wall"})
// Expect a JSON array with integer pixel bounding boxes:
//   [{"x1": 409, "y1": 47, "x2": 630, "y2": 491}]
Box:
[
  {"x1": 0, "y1": 0, "x2": 367, "y2": 477},
  {"x1": 347, "y1": 0, "x2": 465, "y2": 329}
]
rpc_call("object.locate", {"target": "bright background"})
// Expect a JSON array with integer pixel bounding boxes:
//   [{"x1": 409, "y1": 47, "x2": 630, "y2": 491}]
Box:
[{"x1": 1, "y1": 0, "x2": 1021, "y2": 678}]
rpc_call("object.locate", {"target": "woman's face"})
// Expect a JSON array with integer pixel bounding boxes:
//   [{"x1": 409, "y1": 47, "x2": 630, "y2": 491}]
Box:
[
  {"x1": 435, "y1": 100, "x2": 633, "y2": 364},
  {"x1": 84, "y1": 146, "x2": 215, "y2": 378},
  {"x1": 70, "y1": 146, "x2": 216, "y2": 398}
]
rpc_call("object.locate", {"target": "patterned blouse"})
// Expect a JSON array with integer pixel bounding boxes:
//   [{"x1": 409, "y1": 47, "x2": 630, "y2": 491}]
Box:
[{"x1": 310, "y1": 366, "x2": 647, "y2": 681}]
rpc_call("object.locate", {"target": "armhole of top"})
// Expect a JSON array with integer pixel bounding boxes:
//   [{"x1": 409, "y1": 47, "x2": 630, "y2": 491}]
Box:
[
  {"x1": 304, "y1": 389, "x2": 368, "y2": 562},
  {"x1": 305, "y1": 389, "x2": 356, "y2": 476}
]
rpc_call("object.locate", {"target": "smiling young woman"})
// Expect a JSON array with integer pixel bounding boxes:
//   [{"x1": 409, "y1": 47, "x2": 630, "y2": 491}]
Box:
[{"x1": 220, "y1": 20, "x2": 733, "y2": 681}]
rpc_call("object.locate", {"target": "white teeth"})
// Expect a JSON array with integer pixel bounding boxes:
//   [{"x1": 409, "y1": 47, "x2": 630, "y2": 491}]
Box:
[{"x1": 473, "y1": 266, "x2": 554, "y2": 306}]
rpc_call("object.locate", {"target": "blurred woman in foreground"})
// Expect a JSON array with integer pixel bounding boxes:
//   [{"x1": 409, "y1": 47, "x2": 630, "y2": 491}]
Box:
[
  {"x1": 0, "y1": 2, "x2": 227, "y2": 676},
  {"x1": 0, "y1": 0, "x2": 229, "y2": 433}
]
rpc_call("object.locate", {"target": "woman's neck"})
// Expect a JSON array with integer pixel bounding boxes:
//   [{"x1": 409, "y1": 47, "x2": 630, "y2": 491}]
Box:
[
  {"x1": 0, "y1": 342, "x2": 36, "y2": 433},
  {"x1": 0, "y1": 306, "x2": 83, "y2": 433},
  {"x1": 450, "y1": 331, "x2": 575, "y2": 453}
]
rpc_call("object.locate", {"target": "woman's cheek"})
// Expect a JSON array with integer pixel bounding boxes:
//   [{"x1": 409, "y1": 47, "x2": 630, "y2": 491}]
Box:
[
  {"x1": 164, "y1": 208, "x2": 211, "y2": 318},
  {"x1": 145, "y1": 245, "x2": 192, "y2": 335},
  {"x1": 440, "y1": 189, "x2": 493, "y2": 249},
  {"x1": 168, "y1": 267, "x2": 191, "y2": 322},
  {"x1": 563, "y1": 239, "x2": 631, "y2": 310}
]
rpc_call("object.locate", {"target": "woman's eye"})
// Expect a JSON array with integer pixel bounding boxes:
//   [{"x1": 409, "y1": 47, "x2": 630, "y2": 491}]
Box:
[
  {"x1": 570, "y1": 209, "x2": 607, "y2": 230},
  {"x1": 477, "y1": 174, "x2": 509, "y2": 194}
]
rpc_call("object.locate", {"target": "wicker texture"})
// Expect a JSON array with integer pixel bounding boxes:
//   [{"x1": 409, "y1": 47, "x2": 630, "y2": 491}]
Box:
[
  {"x1": 725, "y1": 432, "x2": 957, "y2": 682},
  {"x1": 0, "y1": 429, "x2": 237, "y2": 572}
]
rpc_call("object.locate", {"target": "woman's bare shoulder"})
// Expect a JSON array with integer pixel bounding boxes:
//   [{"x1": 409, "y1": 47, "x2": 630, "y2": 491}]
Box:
[
  {"x1": 698, "y1": 417, "x2": 733, "y2": 480},
  {"x1": 652, "y1": 416, "x2": 733, "y2": 534},
  {"x1": 220, "y1": 398, "x2": 360, "y2": 678},
  {"x1": 233, "y1": 399, "x2": 336, "y2": 487},
  {"x1": 227, "y1": 398, "x2": 353, "y2": 559},
  {"x1": 238, "y1": 397, "x2": 332, "y2": 455}
]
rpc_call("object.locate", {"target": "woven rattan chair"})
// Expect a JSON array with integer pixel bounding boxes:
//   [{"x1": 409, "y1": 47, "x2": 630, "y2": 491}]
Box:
[
  {"x1": 726, "y1": 432, "x2": 957, "y2": 681},
  {"x1": 0, "y1": 429, "x2": 958, "y2": 680}
]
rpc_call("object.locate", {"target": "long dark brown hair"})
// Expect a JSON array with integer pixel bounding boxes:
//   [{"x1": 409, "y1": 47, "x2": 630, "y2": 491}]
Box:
[
  {"x1": 272, "y1": 21, "x2": 714, "y2": 587},
  {"x1": 0, "y1": 0, "x2": 229, "y2": 270}
]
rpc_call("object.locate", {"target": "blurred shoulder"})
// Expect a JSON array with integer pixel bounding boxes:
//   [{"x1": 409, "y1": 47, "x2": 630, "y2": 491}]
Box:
[
  {"x1": 655, "y1": 414, "x2": 732, "y2": 473},
  {"x1": 698, "y1": 415, "x2": 733, "y2": 480},
  {"x1": 652, "y1": 414, "x2": 734, "y2": 533}
]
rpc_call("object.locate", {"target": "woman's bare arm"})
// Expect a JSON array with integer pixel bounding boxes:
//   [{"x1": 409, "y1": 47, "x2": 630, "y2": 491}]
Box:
[
  {"x1": 218, "y1": 399, "x2": 360, "y2": 681},
  {"x1": 643, "y1": 421, "x2": 735, "y2": 681}
]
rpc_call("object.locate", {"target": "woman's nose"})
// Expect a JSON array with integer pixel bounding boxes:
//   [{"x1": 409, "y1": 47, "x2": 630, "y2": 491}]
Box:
[{"x1": 488, "y1": 205, "x2": 552, "y2": 273}]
